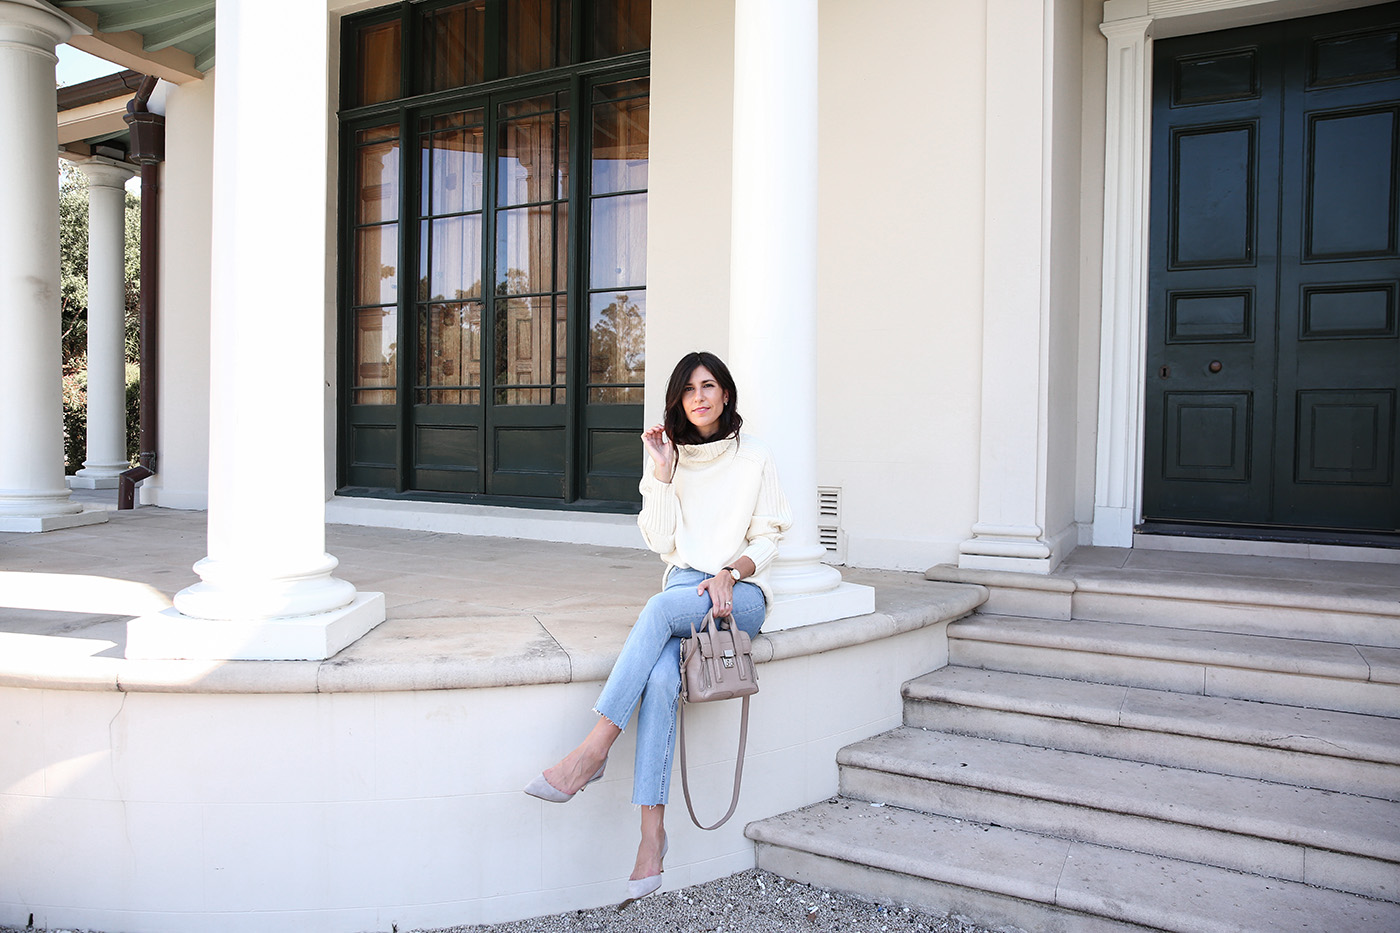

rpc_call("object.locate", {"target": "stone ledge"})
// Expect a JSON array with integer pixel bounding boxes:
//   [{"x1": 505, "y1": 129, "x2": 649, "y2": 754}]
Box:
[
  {"x1": 0, "y1": 574, "x2": 986, "y2": 695},
  {"x1": 927, "y1": 560, "x2": 1400, "y2": 619}
]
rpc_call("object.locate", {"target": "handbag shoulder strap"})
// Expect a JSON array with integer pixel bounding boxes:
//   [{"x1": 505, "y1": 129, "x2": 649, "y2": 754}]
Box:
[{"x1": 677, "y1": 693, "x2": 749, "y2": 831}]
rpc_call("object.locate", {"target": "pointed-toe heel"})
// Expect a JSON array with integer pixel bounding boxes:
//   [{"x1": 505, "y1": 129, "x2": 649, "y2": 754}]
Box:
[
  {"x1": 522, "y1": 761, "x2": 606, "y2": 803},
  {"x1": 619, "y1": 873, "x2": 662, "y2": 909},
  {"x1": 618, "y1": 832, "x2": 668, "y2": 910}
]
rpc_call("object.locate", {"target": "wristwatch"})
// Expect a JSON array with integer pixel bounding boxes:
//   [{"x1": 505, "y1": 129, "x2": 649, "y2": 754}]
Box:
[{"x1": 723, "y1": 566, "x2": 741, "y2": 582}]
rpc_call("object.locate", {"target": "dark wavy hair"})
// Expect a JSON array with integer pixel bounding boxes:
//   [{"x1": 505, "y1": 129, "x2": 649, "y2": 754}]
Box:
[{"x1": 663, "y1": 351, "x2": 743, "y2": 446}]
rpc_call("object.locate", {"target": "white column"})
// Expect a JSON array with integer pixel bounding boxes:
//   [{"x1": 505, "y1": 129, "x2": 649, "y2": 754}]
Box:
[
  {"x1": 957, "y1": 0, "x2": 1059, "y2": 574},
  {"x1": 727, "y1": 0, "x2": 872, "y2": 630},
  {"x1": 0, "y1": 0, "x2": 106, "y2": 532},
  {"x1": 71, "y1": 159, "x2": 136, "y2": 489},
  {"x1": 1092, "y1": 13, "x2": 1154, "y2": 547},
  {"x1": 127, "y1": 0, "x2": 383, "y2": 660}
]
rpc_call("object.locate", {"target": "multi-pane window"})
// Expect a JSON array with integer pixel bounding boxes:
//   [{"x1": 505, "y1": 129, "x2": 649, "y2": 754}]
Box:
[
  {"x1": 588, "y1": 78, "x2": 647, "y2": 404},
  {"x1": 340, "y1": 1, "x2": 649, "y2": 505},
  {"x1": 350, "y1": 125, "x2": 400, "y2": 406}
]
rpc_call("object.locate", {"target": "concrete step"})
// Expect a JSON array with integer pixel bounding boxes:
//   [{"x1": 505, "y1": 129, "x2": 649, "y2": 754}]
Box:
[
  {"x1": 837, "y1": 727, "x2": 1400, "y2": 902},
  {"x1": 925, "y1": 557, "x2": 1400, "y2": 648},
  {"x1": 747, "y1": 801, "x2": 1400, "y2": 933},
  {"x1": 902, "y1": 667, "x2": 1400, "y2": 800},
  {"x1": 948, "y1": 615, "x2": 1400, "y2": 716}
]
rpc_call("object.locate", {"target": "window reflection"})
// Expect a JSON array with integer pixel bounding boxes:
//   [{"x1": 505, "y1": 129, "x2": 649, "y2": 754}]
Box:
[
  {"x1": 493, "y1": 96, "x2": 569, "y2": 405},
  {"x1": 356, "y1": 308, "x2": 397, "y2": 405},
  {"x1": 421, "y1": 1, "x2": 486, "y2": 92},
  {"x1": 352, "y1": 124, "x2": 401, "y2": 404},
  {"x1": 357, "y1": 19, "x2": 401, "y2": 105},
  {"x1": 588, "y1": 0, "x2": 651, "y2": 59},
  {"x1": 505, "y1": 0, "x2": 571, "y2": 76},
  {"x1": 418, "y1": 302, "x2": 481, "y2": 404},
  {"x1": 589, "y1": 291, "x2": 645, "y2": 403},
  {"x1": 587, "y1": 78, "x2": 648, "y2": 405}
]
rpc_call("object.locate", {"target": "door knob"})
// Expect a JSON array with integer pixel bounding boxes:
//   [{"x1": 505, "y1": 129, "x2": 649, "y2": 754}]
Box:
[{"x1": 1208, "y1": 360, "x2": 1223, "y2": 373}]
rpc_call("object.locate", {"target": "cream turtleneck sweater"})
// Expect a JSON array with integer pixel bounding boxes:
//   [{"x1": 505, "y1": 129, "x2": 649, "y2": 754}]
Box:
[{"x1": 637, "y1": 434, "x2": 792, "y2": 609}]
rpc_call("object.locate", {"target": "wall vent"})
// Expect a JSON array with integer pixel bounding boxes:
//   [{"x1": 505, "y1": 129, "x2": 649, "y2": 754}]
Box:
[{"x1": 817, "y1": 486, "x2": 845, "y2": 563}]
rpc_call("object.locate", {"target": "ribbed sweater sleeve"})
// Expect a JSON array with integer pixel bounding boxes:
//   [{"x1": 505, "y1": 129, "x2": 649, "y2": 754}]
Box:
[
  {"x1": 637, "y1": 459, "x2": 679, "y2": 555},
  {"x1": 738, "y1": 450, "x2": 790, "y2": 577}
]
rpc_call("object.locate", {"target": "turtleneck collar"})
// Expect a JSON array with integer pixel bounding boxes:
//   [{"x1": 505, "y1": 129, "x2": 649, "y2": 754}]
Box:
[{"x1": 677, "y1": 434, "x2": 739, "y2": 463}]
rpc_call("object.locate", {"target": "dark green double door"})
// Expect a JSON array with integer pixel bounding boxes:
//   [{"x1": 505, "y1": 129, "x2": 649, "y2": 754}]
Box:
[{"x1": 1145, "y1": 4, "x2": 1400, "y2": 537}]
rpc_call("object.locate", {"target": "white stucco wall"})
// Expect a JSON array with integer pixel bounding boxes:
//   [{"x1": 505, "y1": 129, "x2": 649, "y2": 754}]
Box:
[
  {"x1": 649, "y1": 0, "x2": 994, "y2": 573},
  {"x1": 0, "y1": 621, "x2": 948, "y2": 932},
  {"x1": 142, "y1": 72, "x2": 214, "y2": 511},
  {"x1": 815, "y1": 0, "x2": 989, "y2": 571},
  {"x1": 645, "y1": 0, "x2": 737, "y2": 409}
]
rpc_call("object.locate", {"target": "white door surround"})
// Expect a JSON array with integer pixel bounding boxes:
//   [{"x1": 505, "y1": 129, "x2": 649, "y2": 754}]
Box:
[{"x1": 1091, "y1": 0, "x2": 1389, "y2": 548}]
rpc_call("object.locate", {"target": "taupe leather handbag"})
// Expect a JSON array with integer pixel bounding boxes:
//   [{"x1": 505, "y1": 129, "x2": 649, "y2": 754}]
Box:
[{"x1": 677, "y1": 611, "x2": 758, "y2": 829}]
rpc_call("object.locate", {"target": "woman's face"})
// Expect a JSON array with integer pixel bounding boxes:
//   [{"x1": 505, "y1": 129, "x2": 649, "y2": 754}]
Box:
[{"x1": 682, "y1": 365, "x2": 727, "y2": 439}]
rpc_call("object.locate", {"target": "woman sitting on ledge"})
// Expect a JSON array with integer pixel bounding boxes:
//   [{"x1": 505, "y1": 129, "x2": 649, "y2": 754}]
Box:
[{"x1": 525, "y1": 350, "x2": 792, "y2": 907}]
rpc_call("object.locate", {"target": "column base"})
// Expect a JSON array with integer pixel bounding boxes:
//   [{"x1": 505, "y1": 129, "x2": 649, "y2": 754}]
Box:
[
  {"x1": 0, "y1": 505, "x2": 109, "y2": 533},
  {"x1": 69, "y1": 473, "x2": 121, "y2": 489},
  {"x1": 957, "y1": 552, "x2": 1058, "y2": 574},
  {"x1": 763, "y1": 581, "x2": 876, "y2": 632},
  {"x1": 958, "y1": 523, "x2": 1074, "y2": 575},
  {"x1": 125, "y1": 591, "x2": 387, "y2": 661}
]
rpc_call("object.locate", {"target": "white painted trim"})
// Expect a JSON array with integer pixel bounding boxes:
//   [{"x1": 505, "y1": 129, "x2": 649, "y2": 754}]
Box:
[
  {"x1": 1091, "y1": 0, "x2": 1386, "y2": 549},
  {"x1": 325, "y1": 495, "x2": 645, "y2": 549},
  {"x1": 1092, "y1": 14, "x2": 1153, "y2": 548}
]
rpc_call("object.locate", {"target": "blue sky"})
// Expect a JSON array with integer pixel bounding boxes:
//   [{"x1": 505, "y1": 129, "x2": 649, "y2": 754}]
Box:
[{"x1": 57, "y1": 44, "x2": 124, "y2": 87}]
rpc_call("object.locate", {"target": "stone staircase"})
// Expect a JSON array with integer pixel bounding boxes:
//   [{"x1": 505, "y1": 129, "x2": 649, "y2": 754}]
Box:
[{"x1": 746, "y1": 550, "x2": 1400, "y2": 932}]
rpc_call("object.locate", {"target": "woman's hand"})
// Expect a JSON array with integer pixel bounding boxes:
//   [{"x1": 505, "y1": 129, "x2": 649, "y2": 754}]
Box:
[
  {"x1": 697, "y1": 572, "x2": 735, "y2": 618},
  {"x1": 696, "y1": 558, "x2": 753, "y2": 619},
  {"x1": 642, "y1": 423, "x2": 674, "y2": 483}
]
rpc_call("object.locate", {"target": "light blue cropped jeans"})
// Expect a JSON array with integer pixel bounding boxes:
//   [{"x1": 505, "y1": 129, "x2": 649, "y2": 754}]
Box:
[{"x1": 593, "y1": 567, "x2": 766, "y2": 807}]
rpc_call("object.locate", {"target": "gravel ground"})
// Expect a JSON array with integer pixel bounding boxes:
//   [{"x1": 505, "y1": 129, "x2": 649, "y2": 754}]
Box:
[
  {"x1": 3, "y1": 870, "x2": 1019, "y2": 933},
  {"x1": 431, "y1": 869, "x2": 1016, "y2": 933}
]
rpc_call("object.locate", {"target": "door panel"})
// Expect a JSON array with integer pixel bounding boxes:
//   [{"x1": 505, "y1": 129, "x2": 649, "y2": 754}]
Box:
[
  {"x1": 1146, "y1": 34, "x2": 1280, "y2": 526},
  {"x1": 1306, "y1": 108, "x2": 1396, "y2": 258},
  {"x1": 1171, "y1": 124, "x2": 1258, "y2": 267},
  {"x1": 1275, "y1": 5, "x2": 1400, "y2": 532},
  {"x1": 1146, "y1": 4, "x2": 1400, "y2": 535}
]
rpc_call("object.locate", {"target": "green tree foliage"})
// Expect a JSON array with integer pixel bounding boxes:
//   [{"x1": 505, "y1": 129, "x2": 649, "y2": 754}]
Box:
[
  {"x1": 589, "y1": 292, "x2": 644, "y2": 389},
  {"x1": 58, "y1": 160, "x2": 142, "y2": 473}
]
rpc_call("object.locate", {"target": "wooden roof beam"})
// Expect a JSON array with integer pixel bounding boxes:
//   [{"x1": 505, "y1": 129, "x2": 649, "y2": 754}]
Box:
[{"x1": 61, "y1": 5, "x2": 205, "y2": 84}]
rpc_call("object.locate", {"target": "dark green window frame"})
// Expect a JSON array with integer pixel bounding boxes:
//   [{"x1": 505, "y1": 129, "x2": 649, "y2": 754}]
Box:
[{"x1": 337, "y1": 0, "x2": 649, "y2": 511}]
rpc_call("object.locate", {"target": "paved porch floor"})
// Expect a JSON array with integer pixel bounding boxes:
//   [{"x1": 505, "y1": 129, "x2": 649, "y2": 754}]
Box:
[
  {"x1": 0, "y1": 495, "x2": 981, "y2": 693},
  {"x1": 5, "y1": 492, "x2": 1398, "y2": 693}
]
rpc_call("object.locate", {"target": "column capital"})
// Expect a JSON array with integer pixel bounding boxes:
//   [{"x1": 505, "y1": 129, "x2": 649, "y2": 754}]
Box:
[
  {"x1": 0, "y1": 0, "x2": 82, "y2": 50},
  {"x1": 76, "y1": 157, "x2": 137, "y2": 189},
  {"x1": 1101, "y1": 13, "x2": 1154, "y2": 43}
]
